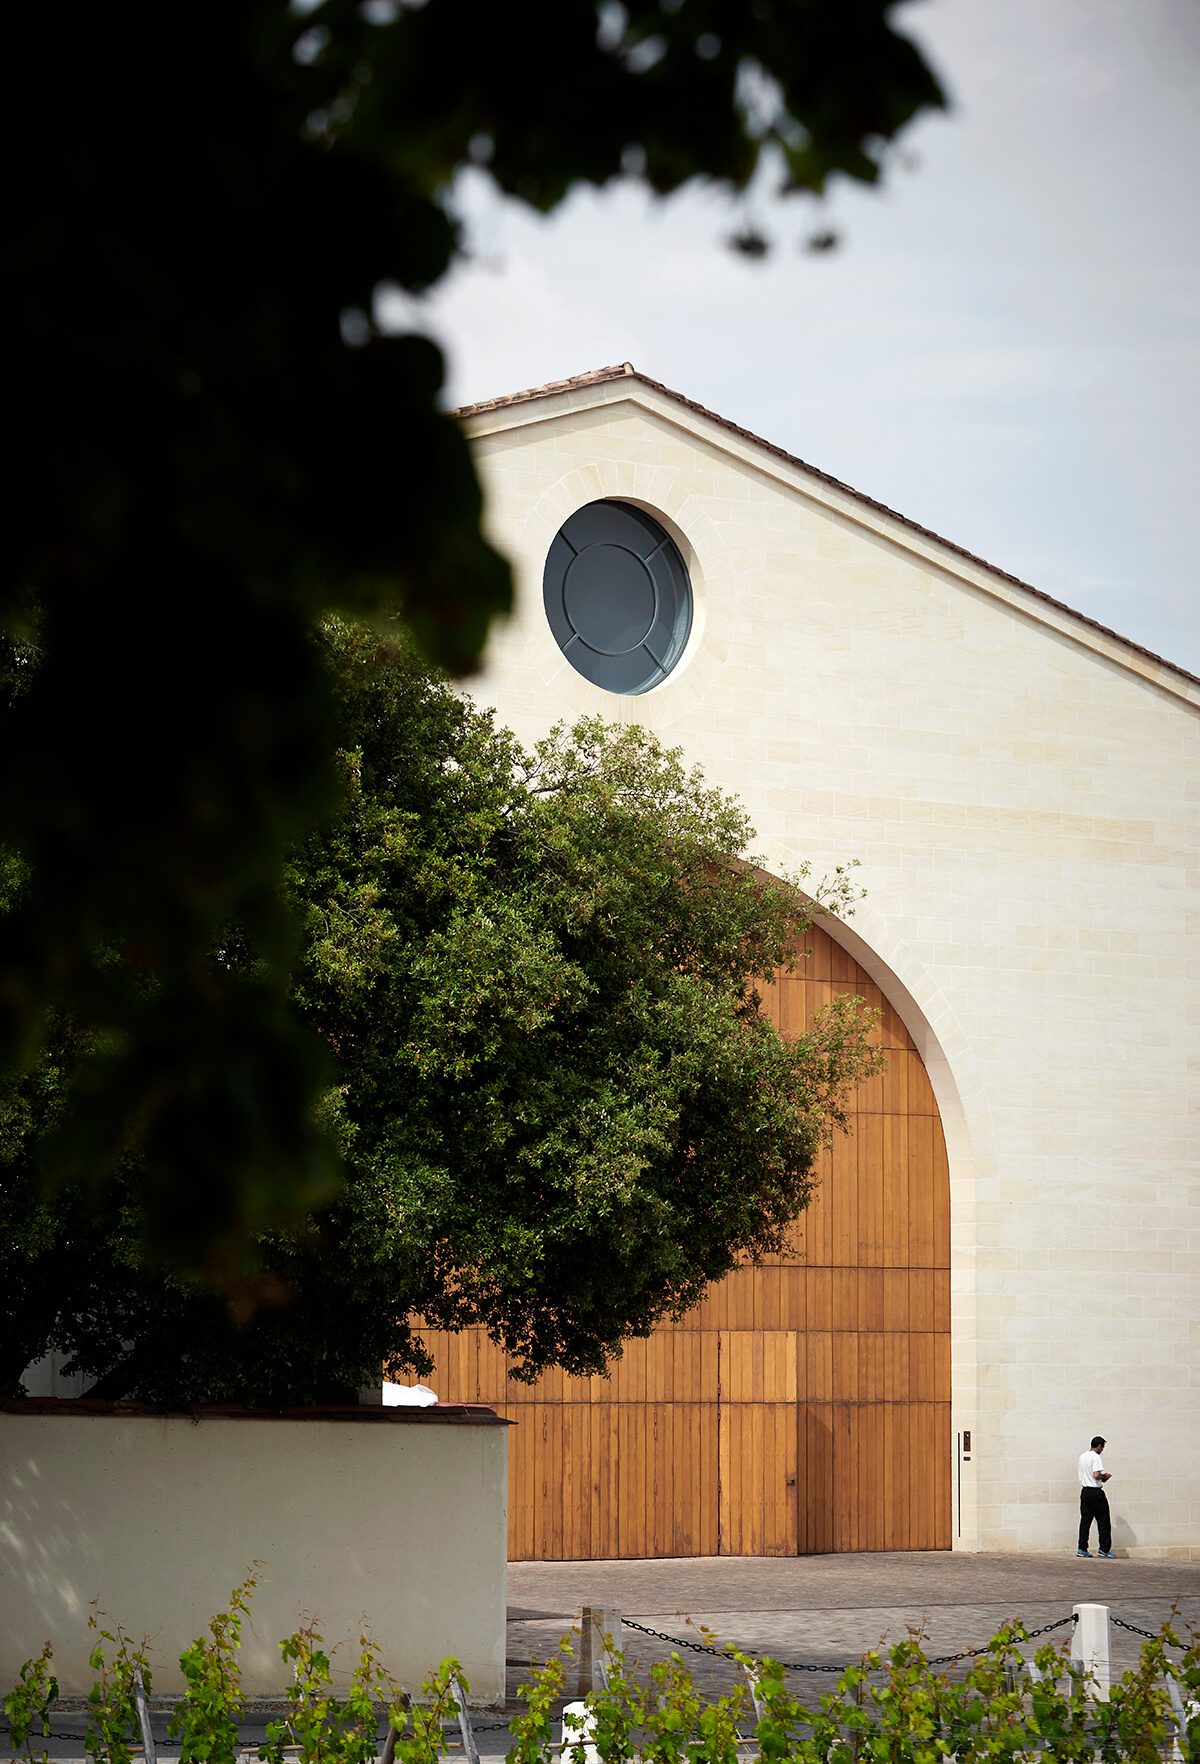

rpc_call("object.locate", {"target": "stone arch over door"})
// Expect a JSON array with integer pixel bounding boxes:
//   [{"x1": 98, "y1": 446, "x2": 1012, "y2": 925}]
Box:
[{"x1": 420, "y1": 919, "x2": 952, "y2": 1558}]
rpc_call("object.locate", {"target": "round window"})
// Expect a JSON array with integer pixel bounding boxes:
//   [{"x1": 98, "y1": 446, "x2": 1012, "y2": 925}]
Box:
[{"x1": 542, "y1": 500, "x2": 693, "y2": 694}]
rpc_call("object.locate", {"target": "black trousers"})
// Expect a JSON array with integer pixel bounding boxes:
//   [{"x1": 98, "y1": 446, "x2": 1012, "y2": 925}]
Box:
[{"x1": 1078, "y1": 1485, "x2": 1111, "y2": 1553}]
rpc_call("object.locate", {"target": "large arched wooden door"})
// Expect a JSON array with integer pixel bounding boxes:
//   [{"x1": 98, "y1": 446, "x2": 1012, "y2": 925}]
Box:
[{"x1": 420, "y1": 923, "x2": 951, "y2": 1557}]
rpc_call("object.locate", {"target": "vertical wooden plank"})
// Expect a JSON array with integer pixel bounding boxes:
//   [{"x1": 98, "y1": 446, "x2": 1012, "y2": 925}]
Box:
[
  {"x1": 881, "y1": 1039, "x2": 905, "y2": 1114},
  {"x1": 906, "y1": 1406, "x2": 922, "y2": 1552},
  {"x1": 935, "y1": 1402, "x2": 952, "y2": 1548},
  {"x1": 671, "y1": 1403, "x2": 687, "y2": 1556},
  {"x1": 932, "y1": 1119, "x2": 951, "y2": 1266},
  {"x1": 717, "y1": 1393, "x2": 730, "y2": 1555},
  {"x1": 851, "y1": 1405, "x2": 869, "y2": 1553},
  {"x1": 888, "y1": 1403, "x2": 902, "y2": 1554},
  {"x1": 832, "y1": 1332, "x2": 854, "y2": 1403},
  {"x1": 549, "y1": 1405, "x2": 563, "y2": 1558},
  {"x1": 861, "y1": 1112, "x2": 884, "y2": 1268},
  {"x1": 646, "y1": 1334, "x2": 665, "y2": 1404},
  {"x1": 908, "y1": 1113, "x2": 934, "y2": 1269},
  {"x1": 752, "y1": 1403, "x2": 766, "y2": 1554},
  {"x1": 746, "y1": 1266, "x2": 760, "y2": 1329},
  {"x1": 657, "y1": 1403, "x2": 673, "y2": 1556},
  {"x1": 921, "y1": 1403, "x2": 936, "y2": 1551},
  {"x1": 807, "y1": 1329, "x2": 832, "y2": 1403},
  {"x1": 883, "y1": 1269, "x2": 910, "y2": 1335},
  {"x1": 599, "y1": 1400, "x2": 615, "y2": 1559},
  {"x1": 859, "y1": 1268, "x2": 884, "y2": 1332},
  {"x1": 811, "y1": 1403, "x2": 836, "y2": 1555},
  {"x1": 830, "y1": 1128, "x2": 856, "y2": 1271},
  {"x1": 627, "y1": 1339, "x2": 647, "y2": 1405},
  {"x1": 558, "y1": 1403, "x2": 573, "y2": 1558},
  {"x1": 638, "y1": 1402, "x2": 651, "y2": 1559},
  {"x1": 616, "y1": 1406, "x2": 632, "y2": 1559},
  {"x1": 832, "y1": 1403, "x2": 852, "y2": 1552},
  {"x1": 726, "y1": 1407, "x2": 744, "y2": 1556},
  {"x1": 631, "y1": 1403, "x2": 647, "y2": 1561},
  {"x1": 864, "y1": 1331, "x2": 885, "y2": 1411},
  {"x1": 762, "y1": 1266, "x2": 781, "y2": 1331},
  {"x1": 934, "y1": 1333, "x2": 951, "y2": 1409},
  {"x1": 807, "y1": 1267, "x2": 833, "y2": 1333},
  {"x1": 702, "y1": 1402, "x2": 720, "y2": 1555},
  {"x1": 806, "y1": 1145, "x2": 834, "y2": 1267},
  {"x1": 581, "y1": 1403, "x2": 596, "y2": 1558},
  {"x1": 867, "y1": 1405, "x2": 886, "y2": 1552},
  {"x1": 911, "y1": 1272, "x2": 935, "y2": 1335},
  {"x1": 535, "y1": 1406, "x2": 551, "y2": 1561},
  {"x1": 828, "y1": 938, "x2": 855, "y2": 983},
  {"x1": 781, "y1": 1266, "x2": 806, "y2": 1330},
  {"x1": 832, "y1": 1267, "x2": 858, "y2": 1340},
  {"x1": 784, "y1": 1401, "x2": 801, "y2": 1556},
  {"x1": 455, "y1": 1331, "x2": 473, "y2": 1401},
  {"x1": 506, "y1": 1410, "x2": 524, "y2": 1561}
]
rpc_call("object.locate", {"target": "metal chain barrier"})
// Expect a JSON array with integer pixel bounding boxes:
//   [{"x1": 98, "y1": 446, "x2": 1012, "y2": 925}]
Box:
[
  {"x1": 1110, "y1": 1613, "x2": 1187, "y2": 1646},
  {"x1": 922, "y1": 1613, "x2": 1077, "y2": 1668},
  {"x1": 1112, "y1": 1615, "x2": 1159, "y2": 1640},
  {"x1": 624, "y1": 1610, "x2": 1079, "y2": 1676}
]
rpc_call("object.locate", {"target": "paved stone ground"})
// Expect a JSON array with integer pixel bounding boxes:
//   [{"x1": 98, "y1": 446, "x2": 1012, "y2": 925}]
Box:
[
  {"x1": 507, "y1": 1550, "x2": 1200, "y2": 1702},
  {"x1": 26, "y1": 1552, "x2": 1200, "y2": 1758}
]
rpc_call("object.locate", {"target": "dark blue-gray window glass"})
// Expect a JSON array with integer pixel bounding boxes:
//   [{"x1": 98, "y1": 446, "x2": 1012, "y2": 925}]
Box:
[{"x1": 543, "y1": 500, "x2": 693, "y2": 694}]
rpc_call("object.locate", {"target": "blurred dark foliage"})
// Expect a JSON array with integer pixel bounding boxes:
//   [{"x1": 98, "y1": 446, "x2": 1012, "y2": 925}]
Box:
[{"x1": 2, "y1": 0, "x2": 942, "y2": 1285}]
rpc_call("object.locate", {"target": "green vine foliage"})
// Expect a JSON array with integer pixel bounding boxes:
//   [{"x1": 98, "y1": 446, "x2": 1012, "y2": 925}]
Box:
[
  {"x1": 509, "y1": 1641, "x2": 572, "y2": 1764},
  {"x1": 2, "y1": 1642, "x2": 57, "y2": 1764},
  {"x1": 387, "y1": 1658, "x2": 457, "y2": 1764},
  {"x1": 534, "y1": 1623, "x2": 1200, "y2": 1764},
  {"x1": 83, "y1": 1608, "x2": 152, "y2": 1764},
  {"x1": 168, "y1": 1570, "x2": 259, "y2": 1764},
  {"x1": 4, "y1": 1602, "x2": 1197, "y2": 1763},
  {"x1": 1093, "y1": 1618, "x2": 1198, "y2": 1763},
  {"x1": 261, "y1": 1625, "x2": 409, "y2": 1764}
]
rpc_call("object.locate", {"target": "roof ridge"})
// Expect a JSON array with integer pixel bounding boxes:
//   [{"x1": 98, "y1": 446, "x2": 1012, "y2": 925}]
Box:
[
  {"x1": 451, "y1": 363, "x2": 634, "y2": 419},
  {"x1": 450, "y1": 366, "x2": 1199, "y2": 691}
]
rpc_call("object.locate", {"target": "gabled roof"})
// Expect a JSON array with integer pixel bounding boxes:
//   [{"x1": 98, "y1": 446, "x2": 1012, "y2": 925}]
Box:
[{"x1": 454, "y1": 364, "x2": 1199, "y2": 696}]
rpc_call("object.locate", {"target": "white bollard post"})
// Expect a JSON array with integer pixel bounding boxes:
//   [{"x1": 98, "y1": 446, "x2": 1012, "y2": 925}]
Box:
[
  {"x1": 560, "y1": 1700, "x2": 601, "y2": 1764},
  {"x1": 1070, "y1": 1602, "x2": 1111, "y2": 1702},
  {"x1": 579, "y1": 1606, "x2": 623, "y2": 1696}
]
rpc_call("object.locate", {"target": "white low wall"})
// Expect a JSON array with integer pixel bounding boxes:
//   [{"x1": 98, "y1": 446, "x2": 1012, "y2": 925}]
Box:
[{"x1": 0, "y1": 1403, "x2": 509, "y2": 1703}]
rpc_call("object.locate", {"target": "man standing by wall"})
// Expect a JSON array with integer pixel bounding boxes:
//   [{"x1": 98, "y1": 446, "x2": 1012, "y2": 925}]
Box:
[{"x1": 1077, "y1": 1435, "x2": 1114, "y2": 1558}]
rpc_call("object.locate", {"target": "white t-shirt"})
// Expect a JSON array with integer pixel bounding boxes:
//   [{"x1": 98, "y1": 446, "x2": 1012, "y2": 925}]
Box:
[{"x1": 1078, "y1": 1449, "x2": 1105, "y2": 1489}]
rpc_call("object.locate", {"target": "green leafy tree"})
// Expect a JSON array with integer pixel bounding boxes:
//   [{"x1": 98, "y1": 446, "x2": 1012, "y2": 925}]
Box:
[
  {"x1": 3, "y1": 1, "x2": 943, "y2": 1274},
  {"x1": 3, "y1": 624, "x2": 881, "y2": 1402}
]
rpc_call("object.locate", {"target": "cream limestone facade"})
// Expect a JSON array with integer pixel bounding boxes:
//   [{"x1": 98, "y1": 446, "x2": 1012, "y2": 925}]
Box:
[{"x1": 459, "y1": 367, "x2": 1200, "y2": 1561}]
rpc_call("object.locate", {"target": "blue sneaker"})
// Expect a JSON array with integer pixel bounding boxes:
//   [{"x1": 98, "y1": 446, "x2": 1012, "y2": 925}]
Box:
[
  {"x1": 1098, "y1": 1550, "x2": 1116, "y2": 1559},
  {"x1": 1076, "y1": 1548, "x2": 1092, "y2": 1557}
]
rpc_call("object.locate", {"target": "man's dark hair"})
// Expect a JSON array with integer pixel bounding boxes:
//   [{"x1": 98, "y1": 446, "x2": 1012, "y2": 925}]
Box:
[{"x1": 1091, "y1": 1436, "x2": 1106, "y2": 1449}]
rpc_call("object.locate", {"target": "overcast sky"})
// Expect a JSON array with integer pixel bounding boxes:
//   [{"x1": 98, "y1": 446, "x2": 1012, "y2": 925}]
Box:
[{"x1": 383, "y1": 0, "x2": 1200, "y2": 676}]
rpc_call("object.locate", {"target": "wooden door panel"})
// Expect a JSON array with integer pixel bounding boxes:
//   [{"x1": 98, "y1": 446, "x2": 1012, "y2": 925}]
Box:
[{"x1": 718, "y1": 1403, "x2": 798, "y2": 1556}]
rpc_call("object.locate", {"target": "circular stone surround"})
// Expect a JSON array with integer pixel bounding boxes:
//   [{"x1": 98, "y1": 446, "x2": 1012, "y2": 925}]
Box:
[{"x1": 543, "y1": 500, "x2": 693, "y2": 693}]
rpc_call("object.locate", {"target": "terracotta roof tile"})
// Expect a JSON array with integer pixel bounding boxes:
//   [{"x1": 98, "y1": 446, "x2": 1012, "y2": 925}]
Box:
[{"x1": 452, "y1": 366, "x2": 1199, "y2": 690}]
